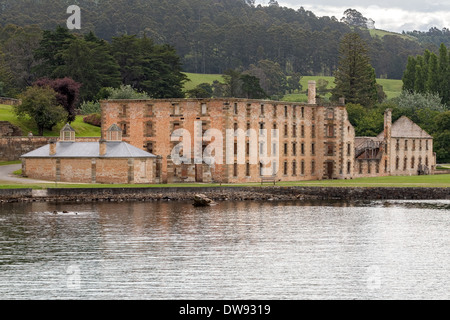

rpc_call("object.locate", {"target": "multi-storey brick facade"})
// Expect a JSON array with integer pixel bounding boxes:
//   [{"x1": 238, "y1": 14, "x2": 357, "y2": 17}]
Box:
[
  {"x1": 101, "y1": 82, "x2": 356, "y2": 183},
  {"x1": 353, "y1": 109, "x2": 435, "y2": 178}
]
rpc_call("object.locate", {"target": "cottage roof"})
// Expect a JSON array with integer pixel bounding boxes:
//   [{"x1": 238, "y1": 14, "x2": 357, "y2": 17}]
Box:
[
  {"x1": 377, "y1": 116, "x2": 432, "y2": 139},
  {"x1": 61, "y1": 123, "x2": 76, "y2": 132},
  {"x1": 21, "y1": 141, "x2": 156, "y2": 158},
  {"x1": 107, "y1": 123, "x2": 122, "y2": 132}
]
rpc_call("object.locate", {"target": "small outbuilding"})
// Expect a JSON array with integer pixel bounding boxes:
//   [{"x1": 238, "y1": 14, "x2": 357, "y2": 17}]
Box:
[{"x1": 21, "y1": 124, "x2": 159, "y2": 184}]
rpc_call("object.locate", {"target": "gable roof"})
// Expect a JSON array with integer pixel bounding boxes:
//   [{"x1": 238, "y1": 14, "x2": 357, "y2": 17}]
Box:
[
  {"x1": 377, "y1": 116, "x2": 432, "y2": 139},
  {"x1": 107, "y1": 123, "x2": 122, "y2": 132},
  {"x1": 61, "y1": 123, "x2": 76, "y2": 132},
  {"x1": 21, "y1": 141, "x2": 156, "y2": 158}
]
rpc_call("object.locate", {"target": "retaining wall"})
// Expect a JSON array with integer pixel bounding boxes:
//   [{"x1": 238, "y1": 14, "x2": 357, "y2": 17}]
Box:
[
  {"x1": 0, "y1": 137, "x2": 100, "y2": 161},
  {"x1": 0, "y1": 186, "x2": 448, "y2": 203}
]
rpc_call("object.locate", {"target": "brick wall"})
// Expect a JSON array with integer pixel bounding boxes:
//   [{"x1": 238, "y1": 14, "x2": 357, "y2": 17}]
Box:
[
  {"x1": 101, "y1": 98, "x2": 355, "y2": 184},
  {"x1": 23, "y1": 156, "x2": 156, "y2": 184}
]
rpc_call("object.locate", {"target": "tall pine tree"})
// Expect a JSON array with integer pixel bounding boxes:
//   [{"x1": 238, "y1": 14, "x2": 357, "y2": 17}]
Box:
[
  {"x1": 438, "y1": 43, "x2": 450, "y2": 105},
  {"x1": 402, "y1": 43, "x2": 450, "y2": 104},
  {"x1": 331, "y1": 33, "x2": 379, "y2": 107}
]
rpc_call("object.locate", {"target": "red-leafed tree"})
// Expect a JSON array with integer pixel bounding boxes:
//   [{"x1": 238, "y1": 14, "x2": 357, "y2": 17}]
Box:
[{"x1": 34, "y1": 77, "x2": 81, "y2": 123}]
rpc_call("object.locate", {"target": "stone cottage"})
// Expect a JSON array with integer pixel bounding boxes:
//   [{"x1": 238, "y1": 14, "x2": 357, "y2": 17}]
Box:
[
  {"x1": 354, "y1": 109, "x2": 436, "y2": 177},
  {"x1": 21, "y1": 123, "x2": 159, "y2": 184}
]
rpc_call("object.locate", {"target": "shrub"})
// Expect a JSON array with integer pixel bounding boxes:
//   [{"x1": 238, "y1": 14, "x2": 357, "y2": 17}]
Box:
[
  {"x1": 79, "y1": 101, "x2": 101, "y2": 115},
  {"x1": 83, "y1": 113, "x2": 101, "y2": 127}
]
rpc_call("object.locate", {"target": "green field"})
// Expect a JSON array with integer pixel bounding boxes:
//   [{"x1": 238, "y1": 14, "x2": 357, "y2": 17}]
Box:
[
  {"x1": 369, "y1": 29, "x2": 417, "y2": 42},
  {"x1": 183, "y1": 72, "x2": 223, "y2": 91},
  {"x1": 183, "y1": 73, "x2": 402, "y2": 101},
  {"x1": 0, "y1": 104, "x2": 101, "y2": 137}
]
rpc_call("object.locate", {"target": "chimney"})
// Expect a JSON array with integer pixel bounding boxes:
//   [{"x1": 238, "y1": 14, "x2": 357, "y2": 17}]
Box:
[
  {"x1": 49, "y1": 139, "x2": 57, "y2": 156},
  {"x1": 308, "y1": 81, "x2": 316, "y2": 104},
  {"x1": 384, "y1": 108, "x2": 392, "y2": 139},
  {"x1": 339, "y1": 97, "x2": 346, "y2": 105},
  {"x1": 99, "y1": 139, "x2": 107, "y2": 156}
]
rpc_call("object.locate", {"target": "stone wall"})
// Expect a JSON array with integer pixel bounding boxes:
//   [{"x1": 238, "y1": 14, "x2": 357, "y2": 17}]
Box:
[
  {"x1": 0, "y1": 97, "x2": 21, "y2": 106},
  {"x1": 0, "y1": 137, "x2": 100, "y2": 161},
  {"x1": 100, "y1": 96, "x2": 355, "y2": 184},
  {"x1": 1, "y1": 186, "x2": 448, "y2": 203},
  {"x1": 0, "y1": 121, "x2": 22, "y2": 137}
]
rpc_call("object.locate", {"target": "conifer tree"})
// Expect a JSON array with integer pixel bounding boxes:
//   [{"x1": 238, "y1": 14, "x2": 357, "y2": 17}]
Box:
[
  {"x1": 426, "y1": 52, "x2": 440, "y2": 93},
  {"x1": 402, "y1": 56, "x2": 416, "y2": 92},
  {"x1": 331, "y1": 33, "x2": 379, "y2": 107},
  {"x1": 413, "y1": 56, "x2": 426, "y2": 93},
  {"x1": 438, "y1": 43, "x2": 450, "y2": 104}
]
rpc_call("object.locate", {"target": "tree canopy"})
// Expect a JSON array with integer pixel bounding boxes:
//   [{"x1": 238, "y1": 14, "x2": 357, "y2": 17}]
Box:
[
  {"x1": 15, "y1": 85, "x2": 67, "y2": 136},
  {"x1": 402, "y1": 44, "x2": 450, "y2": 105},
  {"x1": 1, "y1": 0, "x2": 442, "y2": 79},
  {"x1": 331, "y1": 33, "x2": 380, "y2": 107}
]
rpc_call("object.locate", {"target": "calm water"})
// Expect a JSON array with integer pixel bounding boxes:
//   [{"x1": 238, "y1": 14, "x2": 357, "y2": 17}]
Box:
[{"x1": 0, "y1": 199, "x2": 449, "y2": 300}]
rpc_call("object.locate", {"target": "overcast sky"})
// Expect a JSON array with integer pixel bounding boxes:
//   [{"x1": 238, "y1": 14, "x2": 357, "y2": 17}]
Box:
[{"x1": 255, "y1": 0, "x2": 450, "y2": 32}]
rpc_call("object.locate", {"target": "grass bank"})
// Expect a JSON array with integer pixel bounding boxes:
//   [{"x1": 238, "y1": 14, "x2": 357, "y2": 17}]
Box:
[
  {"x1": 0, "y1": 104, "x2": 101, "y2": 137},
  {"x1": 1, "y1": 174, "x2": 449, "y2": 190}
]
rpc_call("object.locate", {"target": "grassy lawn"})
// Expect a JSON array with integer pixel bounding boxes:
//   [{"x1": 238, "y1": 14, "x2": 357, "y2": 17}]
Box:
[
  {"x1": 369, "y1": 29, "x2": 417, "y2": 42},
  {"x1": 0, "y1": 161, "x2": 21, "y2": 166},
  {"x1": 183, "y1": 72, "x2": 223, "y2": 91},
  {"x1": 377, "y1": 78, "x2": 403, "y2": 99},
  {"x1": 0, "y1": 174, "x2": 449, "y2": 190},
  {"x1": 0, "y1": 104, "x2": 101, "y2": 137}
]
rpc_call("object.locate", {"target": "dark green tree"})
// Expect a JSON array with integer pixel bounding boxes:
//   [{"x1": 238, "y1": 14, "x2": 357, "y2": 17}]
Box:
[
  {"x1": 287, "y1": 72, "x2": 302, "y2": 94},
  {"x1": 413, "y1": 55, "x2": 427, "y2": 93},
  {"x1": 438, "y1": 43, "x2": 450, "y2": 104},
  {"x1": 0, "y1": 47, "x2": 15, "y2": 96},
  {"x1": 331, "y1": 33, "x2": 379, "y2": 107},
  {"x1": 186, "y1": 83, "x2": 213, "y2": 98},
  {"x1": 246, "y1": 59, "x2": 287, "y2": 98},
  {"x1": 434, "y1": 111, "x2": 450, "y2": 163},
  {"x1": 111, "y1": 35, "x2": 187, "y2": 98},
  {"x1": 1, "y1": 25, "x2": 42, "y2": 90},
  {"x1": 402, "y1": 56, "x2": 416, "y2": 92},
  {"x1": 240, "y1": 74, "x2": 267, "y2": 99},
  {"x1": 52, "y1": 37, "x2": 121, "y2": 102},
  {"x1": 222, "y1": 69, "x2": 243, "y2": 98},
  {"x1": 426, "y1": 52, "x2": 440, "y2": 93},
  {"x1": 15, "y1": 85, "x2": 67, "y2": 136},
  {"x1": 33, "y1": 26, "x2": 76, "y2": 78}
]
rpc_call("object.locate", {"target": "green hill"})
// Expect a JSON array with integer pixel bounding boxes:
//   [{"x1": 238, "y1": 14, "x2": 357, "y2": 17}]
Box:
[
  {"x1": 0, "y1": 104, "x2": 101, "y2": 137},
  {"x1": 183, "y1": 73, "x2": 403, "y2": 102}
]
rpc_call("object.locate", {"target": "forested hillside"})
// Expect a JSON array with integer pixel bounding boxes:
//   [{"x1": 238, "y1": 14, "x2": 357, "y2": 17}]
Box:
[{"x1": 1, "y1": 0, "x2": 447, "y2": 79}]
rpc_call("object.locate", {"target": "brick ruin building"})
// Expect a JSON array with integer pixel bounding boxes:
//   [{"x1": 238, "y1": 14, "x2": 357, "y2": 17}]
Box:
[
  {"x1": 101, "y1": 81, "x2": 359, "y2": 184},
  {"x1": 354, "y1": 109, "x2": 436, "y2": 177},
  {"x1": 100, "y1": 81, "x2": 435, "y2": 184},
  {"x1": 19, "y1": 81, "x2": 435, "y2": 185}
]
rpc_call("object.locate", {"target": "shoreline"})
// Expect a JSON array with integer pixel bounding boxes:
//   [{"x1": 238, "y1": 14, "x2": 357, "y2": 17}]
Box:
[{"x1": 0, "y1": 186, "x2": 449, "y2": 203}]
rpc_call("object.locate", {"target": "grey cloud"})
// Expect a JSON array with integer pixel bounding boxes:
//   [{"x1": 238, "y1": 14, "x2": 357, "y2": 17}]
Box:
[{"x1": 276, "y1": 0, "x2": 450, "y2": 12}]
